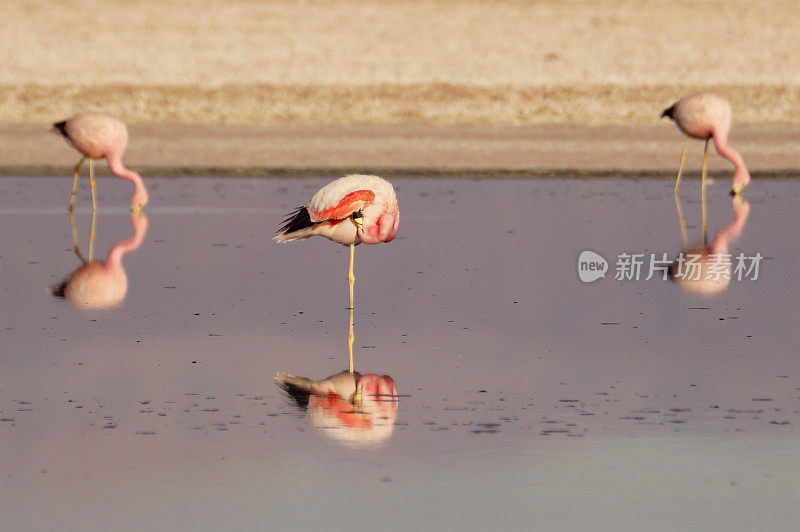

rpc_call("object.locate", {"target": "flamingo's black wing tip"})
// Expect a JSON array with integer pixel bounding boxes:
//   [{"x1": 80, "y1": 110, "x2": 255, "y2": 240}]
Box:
[{"x1": 276, "y1": 206, "x2": 314, "y2": 235}]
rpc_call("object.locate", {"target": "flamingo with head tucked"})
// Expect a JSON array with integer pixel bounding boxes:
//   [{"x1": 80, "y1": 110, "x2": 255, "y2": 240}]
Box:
[
  {"x1": 53, "y1": 113, "x2": 149, "y2": 212},
  {"x1": 661, "y1": 93, "x2": 750, "y2": 197},
  {"x1": 274, "y1": 174, "x2": 399, "y2": 371}
]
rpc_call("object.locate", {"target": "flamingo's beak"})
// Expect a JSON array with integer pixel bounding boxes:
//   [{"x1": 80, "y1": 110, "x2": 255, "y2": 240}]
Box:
[
  {"x1": 730, "y1": 186, "x2": 743, "y2": 197},
  {"x1": 353, "y1": 212, "x2": 364, "y2": 231}
]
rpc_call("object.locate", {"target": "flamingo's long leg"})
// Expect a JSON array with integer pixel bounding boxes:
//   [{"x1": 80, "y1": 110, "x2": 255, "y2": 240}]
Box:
[
  {"x1": 673, "y1": 140, "x2": 689, "y2": 197},
  {"x1": 68, "y1": 157, "x2": 86, "y2": 212},
  {"x1": 89, "y1": 159, "x2": 97, "y2": 213},
  {"x1": 69, "y1": 210, "x2": 85, "y2": 263},
  {"x1": 701, "y1": 138, "x2": 709, "y2": 245},
  {"x1": 87, "y1": 159, "x2": 98, "y2": 258},
  {"x1": 88, "y1": 204, "x2": 97, "y2": 262},
  {"x1": 347, "y1": 243, "x2": 356, "y2": 373},
  {"x1": 674, "y1": 193, "x2": 688, "y2": 248}
]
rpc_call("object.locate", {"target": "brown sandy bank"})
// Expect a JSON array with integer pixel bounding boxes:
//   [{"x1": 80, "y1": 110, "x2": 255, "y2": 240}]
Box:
[{"x1": 3, "y1": 84, "x2": 799, "y2": 127}]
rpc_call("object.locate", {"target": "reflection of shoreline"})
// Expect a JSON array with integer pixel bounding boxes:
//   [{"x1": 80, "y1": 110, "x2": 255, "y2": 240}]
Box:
[
  {"x1": 275, "y1": 371, "x2": 399, "y2": 447},
  {"x1": 53, "y1": 213, "x2": 149, "y2": 309}
]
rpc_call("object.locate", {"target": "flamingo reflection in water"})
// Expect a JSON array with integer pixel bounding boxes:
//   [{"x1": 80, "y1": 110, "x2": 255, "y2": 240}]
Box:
[
  {"x1": 52, "y1": 212, "x2": 149, "y2": 309},
  {"x1": 670, "y1": 192, "x2": 750, "y2": 295},
  {"x1": 275, "y1": 371, "x2": 399, "y2": 447}
]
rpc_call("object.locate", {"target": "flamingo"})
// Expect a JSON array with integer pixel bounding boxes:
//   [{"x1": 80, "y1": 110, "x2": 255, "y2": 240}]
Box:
[
  {"x1": 274, "y1": 174, "x2": 399, "y2": 372},
  {"x1": 53, "y1": 113, "x2": 149, "y2": 213},
  {"x1": 661, "y1": 93, "x2": 750, "y2": 197},
  {"x1": 53, "y1": 212, "x2": 149, "y2": 309}
]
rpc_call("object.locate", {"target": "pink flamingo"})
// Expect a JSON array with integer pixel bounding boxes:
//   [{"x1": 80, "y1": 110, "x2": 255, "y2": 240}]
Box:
[
  {"x1": 274, "y1": 174, "x2": 399, "y2": 371},
  {"x1": 53, "y1": 113, "x2": 149, "y2": 212},
  {"x1": 661, "y1": 93, "x2": 750, "y2": 196}
]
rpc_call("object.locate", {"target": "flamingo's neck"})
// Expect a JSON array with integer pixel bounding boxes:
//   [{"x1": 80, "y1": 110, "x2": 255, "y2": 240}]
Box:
[
  {"x1": 712, "y1": 200, "x2": 750, "y2": 255},
  {"x1": 108, "y1": 155, "x2": 149, "y2": 208},
  {"x1": 106, "y1": 214, "x2": 148, "y2": 269},
  {"x1": 713, "y1": 136, "x2": 750, "y2": 191}
]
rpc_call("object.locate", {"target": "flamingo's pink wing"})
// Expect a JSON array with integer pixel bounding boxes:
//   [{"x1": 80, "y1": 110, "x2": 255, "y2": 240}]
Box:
[{"x1": 309, "y1": 189, "x2": 375, "y2": 222}]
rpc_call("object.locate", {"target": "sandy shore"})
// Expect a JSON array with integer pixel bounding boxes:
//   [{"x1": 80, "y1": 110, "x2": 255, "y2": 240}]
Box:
[
  {"x1": 2, "y1": 123, "x2": 798, "y2": 176},
  {"x1": 3, "y1": 84, "x2": 800, "y2": 127},
  {"x1": 2, "y1": 1, "x2": 799, "y2": 127}
]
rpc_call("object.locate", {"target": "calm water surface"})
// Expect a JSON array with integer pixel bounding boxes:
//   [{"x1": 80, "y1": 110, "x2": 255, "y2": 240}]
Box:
[{"x1": 1, "y1": 176, "x2": 799, "y2": 531}]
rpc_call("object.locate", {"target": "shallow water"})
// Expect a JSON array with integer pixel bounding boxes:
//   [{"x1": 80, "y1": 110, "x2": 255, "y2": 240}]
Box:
[{"x1": 1, "y1": 175, "x2": 799, "y2": 531}]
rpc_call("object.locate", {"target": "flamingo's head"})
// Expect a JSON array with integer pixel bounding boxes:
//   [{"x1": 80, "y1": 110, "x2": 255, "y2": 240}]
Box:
[
  {"x1": 356, "y1": 182, "x2": 399, "y2": 245},
  {"x1": 130, "y1": 176, "x2": 149, "y2": 212},
  {"x1": 358, "y1": 211, "x2": 399, "y2": 244},
  {"x1": 353, "y1": 374, "x2": 398, "y2": 405},
  {"x1": 731, "y1": 167, "x2": 751, "y2": 196}
]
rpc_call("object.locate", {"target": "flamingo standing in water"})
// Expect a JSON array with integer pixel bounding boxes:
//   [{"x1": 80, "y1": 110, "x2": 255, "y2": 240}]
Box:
[
  {"x1": 274, "y1": 174, "x2": 399, "y2": 372},
  {"x1": 53, "y1": 113, "x2": 149, "y2": 212},
  {"x1": 661, "y1": 93, "x2": 750, "y2": 197}
]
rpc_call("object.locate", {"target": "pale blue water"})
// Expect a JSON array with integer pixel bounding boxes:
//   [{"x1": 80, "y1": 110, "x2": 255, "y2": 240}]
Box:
[{"x1": 1, "y1": 175, "x2": 799, "y2": 531}]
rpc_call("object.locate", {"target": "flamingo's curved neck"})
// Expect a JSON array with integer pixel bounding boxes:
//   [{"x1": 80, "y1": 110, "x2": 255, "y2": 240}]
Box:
[
  {"x1": 714, "y1": 139, "x2": 745, "y2": 173},
  {"x1": 106, "y1": 215, "x2": 148, "y2": 269},
  {"x1": 107, "y1": 155, "x2": 148, "y2": 207},
  {"x1": 105, "y1": 239, "x2": 132, "y2": 270},
  {"x1": 713, "y1": 134, "x2": 750, "y2": 191},
  {"x1": 712, "y1": 201, "x2": 749, "y2": 255}
]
